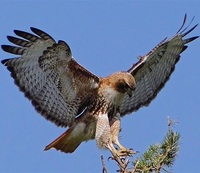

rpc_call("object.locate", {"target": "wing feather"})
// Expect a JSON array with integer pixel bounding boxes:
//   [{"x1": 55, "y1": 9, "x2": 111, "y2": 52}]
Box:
[
  {"x1": 2, "y1": 27, "x2": 99, "y2": 127},
  {"x1": 119, "y1": 15, "x2": 199, "y2": 116}
]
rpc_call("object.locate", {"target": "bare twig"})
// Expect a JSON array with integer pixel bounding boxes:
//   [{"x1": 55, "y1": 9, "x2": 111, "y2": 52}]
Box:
[
  {"x1": 101, "y1": 155, "x2": 109, "y2": 173},
  {"x1": 109, "y1": 155, "x2": 132, "y2": 173},
  {"x1": 131, "y1": 160, "x2": 139, "y2": 173},
  {"x1": 167, "y1": 116, "x2": 178, "y2": 132},
  {"x1": 167, "y1": 116, "x2": 172, "y2": 132}
]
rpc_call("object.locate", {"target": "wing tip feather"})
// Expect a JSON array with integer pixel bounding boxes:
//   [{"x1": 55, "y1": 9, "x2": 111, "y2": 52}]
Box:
[
  {"x1": 1, "y1": 45, "x2": 7, "y2": 52},
  {"x1": 30, "y1": 27, "x2": 56, "y2": 42},
  {"x1": 182, "y1": 24, "x2": 199, "y2": 37},
  {"x1": 13, "y1": 29, "x2": 25, "y2": 37},
  {"x1": 1, "y1": 58, "x2": 9, "y2": 65},
  {"x1": 184, "y1": 36, "x2": 199, "y2": 44}
]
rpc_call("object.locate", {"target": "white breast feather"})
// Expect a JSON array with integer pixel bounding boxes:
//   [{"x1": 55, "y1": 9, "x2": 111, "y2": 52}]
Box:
[{"x1": 102, "y1": 86, "x2": 125, "y2": 106}]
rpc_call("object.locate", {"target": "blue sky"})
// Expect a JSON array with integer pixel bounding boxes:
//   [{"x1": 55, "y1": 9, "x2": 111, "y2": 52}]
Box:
[{"x1": 1, "y1": 1, "x2": 200, "y2": 173}]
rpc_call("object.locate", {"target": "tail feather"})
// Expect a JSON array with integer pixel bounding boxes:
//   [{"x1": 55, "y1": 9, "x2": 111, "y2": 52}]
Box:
[{"x1": 44, "y1": 123, "x2": 88, "y2": 153}]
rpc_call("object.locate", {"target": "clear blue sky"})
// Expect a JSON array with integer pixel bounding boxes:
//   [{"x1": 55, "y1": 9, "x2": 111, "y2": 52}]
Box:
[{"x1": 1, "y1": 1, "x2": 200, "y2": 172}]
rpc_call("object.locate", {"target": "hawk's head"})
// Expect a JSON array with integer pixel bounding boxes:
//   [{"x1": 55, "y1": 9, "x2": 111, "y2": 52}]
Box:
[
  {"x1": 113, "y1": 72, "x2": 136, "y2": 97},
  {"x1": 102, "y1": 72, "x2": 136, "y2": 98}
]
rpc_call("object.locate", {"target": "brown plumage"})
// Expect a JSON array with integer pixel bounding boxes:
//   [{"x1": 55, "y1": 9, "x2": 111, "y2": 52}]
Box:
[{"x1": 1, "y1": 15, "x2": 199, "y2": 157}]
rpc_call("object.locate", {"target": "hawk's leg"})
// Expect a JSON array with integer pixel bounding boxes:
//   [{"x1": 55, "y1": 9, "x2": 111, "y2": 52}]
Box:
[
  {"x1": 95, "y1": 113, "x2": 120, "y2": 157},
  {"x1": 110, "y1": 116, "x2": 136, "y2": 157},
  {"x1": 95, "y1": 113, "x2": 135, "y2": 157}
]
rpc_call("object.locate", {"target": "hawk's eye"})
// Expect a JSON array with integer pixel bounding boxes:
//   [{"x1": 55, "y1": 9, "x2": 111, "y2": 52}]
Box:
[
  {"x1": 124, "y1": 83, "x2": 130, "y2": 89},
  {"x1": 116, "y1": 80, "x2": 129, "y2": 93}
]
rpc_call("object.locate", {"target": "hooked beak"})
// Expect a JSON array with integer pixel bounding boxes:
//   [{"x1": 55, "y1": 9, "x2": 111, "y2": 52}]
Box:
[
  {"x1": 126, "y1": 87, "x2": 134, "y2": 98},
  {"x1": 126, "y1": 82, "x2": 136, "y2": 98}
]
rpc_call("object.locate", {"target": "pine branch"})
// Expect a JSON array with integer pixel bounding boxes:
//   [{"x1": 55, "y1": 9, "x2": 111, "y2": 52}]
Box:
[{"x1": 133, "y1": 131, "x2": 180, "y2": 173}]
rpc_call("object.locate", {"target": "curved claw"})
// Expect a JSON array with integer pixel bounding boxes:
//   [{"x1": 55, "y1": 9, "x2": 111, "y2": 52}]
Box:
[{"x1": 108, "y1": 156, "x2": 115, "y2": 161}]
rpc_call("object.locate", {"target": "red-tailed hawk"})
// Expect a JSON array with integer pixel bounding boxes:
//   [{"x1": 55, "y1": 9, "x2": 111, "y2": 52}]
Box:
[{"x1": 1, "y1": 15, "x2": 198, "y2": 157}]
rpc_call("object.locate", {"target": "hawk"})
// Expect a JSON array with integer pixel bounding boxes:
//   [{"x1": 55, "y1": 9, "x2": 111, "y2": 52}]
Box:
[{"x1": 1, "y1": 15, "x2": 198, "y2": 157}]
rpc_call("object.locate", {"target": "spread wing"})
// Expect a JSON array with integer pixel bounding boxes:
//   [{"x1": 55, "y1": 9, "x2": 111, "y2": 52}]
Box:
[
  {"x1": 119, "y1": 15, "x2": 199, "y2": 116},
  {"x1": 2, "y1": 27, "x2": 99, "y2": 127}
]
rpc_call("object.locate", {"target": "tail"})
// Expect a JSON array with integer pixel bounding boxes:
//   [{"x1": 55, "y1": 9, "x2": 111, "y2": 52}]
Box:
[{"x1": 44, "y1": 123, "x2": 89, "y2": 153}]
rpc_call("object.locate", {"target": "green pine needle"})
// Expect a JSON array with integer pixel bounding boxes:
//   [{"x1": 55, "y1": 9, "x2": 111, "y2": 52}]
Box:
[{"x1": 133, "y1": 131, "x2": 180, "y2": 173}]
